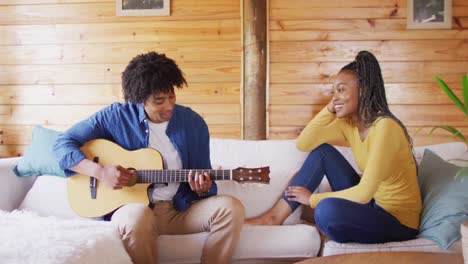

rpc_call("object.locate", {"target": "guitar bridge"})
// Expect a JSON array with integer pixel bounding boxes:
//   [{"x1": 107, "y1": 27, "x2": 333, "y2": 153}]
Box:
[{"x1": 90, "y1": 156, "x2": 99, "y2": 199}]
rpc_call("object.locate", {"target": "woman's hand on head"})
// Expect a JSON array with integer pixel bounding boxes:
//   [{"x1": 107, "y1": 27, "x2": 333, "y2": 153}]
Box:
[
  {"x1": 284, "y1": 186, "x2": 312, "y2": 205},
  {"x1": 327, "y1": 98, "x2": 336, "y2": 114}
]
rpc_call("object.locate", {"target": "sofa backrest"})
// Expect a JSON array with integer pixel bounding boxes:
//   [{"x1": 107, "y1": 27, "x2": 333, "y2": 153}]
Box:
[
  {"x1": 414, "y1": 142, "x2": 467, "y2": 165},
  {"x1": 0, "y1": 157, "x2": 36, "y2": 212},
  {"x1": 210, "y1": 139, "x2": 308, "y2": 224}
]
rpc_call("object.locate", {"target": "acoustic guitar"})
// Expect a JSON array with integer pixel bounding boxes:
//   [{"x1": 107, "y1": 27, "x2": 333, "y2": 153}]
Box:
[{"x1": 68, "y1": 139, "x2": 271, "y2": 218}]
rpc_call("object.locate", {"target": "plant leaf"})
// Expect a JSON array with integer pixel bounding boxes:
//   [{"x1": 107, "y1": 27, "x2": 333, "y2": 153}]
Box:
[
  {"x1": 435, "y1": 76, "x2": 466, "y2": 114},
  {"x1": 463, "y1": 75, "x2": 468, "y2": 114},
  {"x1": 455, "y1": 167, "x2": 468, "y2": 179},
  {"x1": 429, "y1": 125, "x2": 467, "y2": 143},
  {"x1": 413, "y1": 127, "x2": 424, "y2": 137}
]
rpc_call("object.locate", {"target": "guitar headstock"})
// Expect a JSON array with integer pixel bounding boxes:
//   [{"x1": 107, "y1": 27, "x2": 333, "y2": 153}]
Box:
[{"x1": 232, "y1": 166, "x2": 270, "y2": 184}]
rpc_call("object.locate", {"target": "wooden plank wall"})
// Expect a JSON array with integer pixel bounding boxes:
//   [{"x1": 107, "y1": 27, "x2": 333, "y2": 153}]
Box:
[
  {"x1": 268, "y1": 0, "x2": 468, "y2": 146},
  {"x1": 0, "y1": 0, "x2": 241, "y2": 157},
  {"x1": 1, "y1": 0, "x2": 467, "y2": 157}
]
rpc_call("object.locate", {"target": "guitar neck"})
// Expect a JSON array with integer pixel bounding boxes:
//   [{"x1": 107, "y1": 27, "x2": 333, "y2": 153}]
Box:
[{"x1": 136, "y1": 169, "x2": 232, "y2": 183}]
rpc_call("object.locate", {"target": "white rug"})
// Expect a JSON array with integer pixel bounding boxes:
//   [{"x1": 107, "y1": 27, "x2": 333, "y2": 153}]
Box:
[{"x1": 0, "y1": 210, "x2": 131, "y2": 264}]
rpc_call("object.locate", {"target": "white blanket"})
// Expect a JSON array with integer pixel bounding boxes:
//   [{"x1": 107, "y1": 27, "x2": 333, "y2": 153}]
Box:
[{"x1": 0, "y1": 210, "x2": 131, "y2": 264}]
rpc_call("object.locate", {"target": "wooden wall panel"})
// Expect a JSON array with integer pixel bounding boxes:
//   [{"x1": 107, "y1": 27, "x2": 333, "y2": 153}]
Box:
[
  {"x1": 0, "y1": 0, "x2": 241, "y2": 157},
  {"x1": 270, "y1": 0, "x2": 406, "y2": 8},
  {"x1": 0, "y1": 83, "x2": 239, "y2": 105},
  {"x1": 270, "y1": 83, "x2": 464, "y2": 105},
  {"x1": 1, "y1": 0, "x2": 102, "y2": 4},
  {"x1": 1, "y1": 42, "x2": 241, "y2": 64},
  {"x1": 269, "y1": 16, "x2": 468, "y2": 41},
  {"x1": 271, "y1": 40, "x2": 468, "y2": 62},
  {"x1": 270, "y1": 27, "x2": 468, "y2": 41},
  {"x1": 270, "y1": 8, "x2": 405, "y2": 20},
  {"x1": 270, "y1": 61, "x2": 467, "y2": 84},
  {"x1": 3, "y1": 0, "x2": 467, "y2": 157},
  {"x1": 0, "y1": 62, "x2": 240, "y2": 84},
  {"x1": 269, "y1": 1, "x2": 468, "y2": 146},
  {"x1": 0, "y1": 1, "x2": 240, "y2": 24},
  {"x1": 0, "y1": 21, "x2": 240, "y2": 45}
]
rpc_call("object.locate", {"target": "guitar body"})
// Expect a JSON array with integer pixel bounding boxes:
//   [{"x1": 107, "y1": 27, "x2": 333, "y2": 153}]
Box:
[{"x1": 68, "y1": 139, "x2": 163, "y2": 218}]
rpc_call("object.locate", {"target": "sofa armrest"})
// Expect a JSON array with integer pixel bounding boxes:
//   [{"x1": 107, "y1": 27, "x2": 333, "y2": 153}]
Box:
[{"x1": 0, "y1": 157, "x2": 36, "y2": 211}]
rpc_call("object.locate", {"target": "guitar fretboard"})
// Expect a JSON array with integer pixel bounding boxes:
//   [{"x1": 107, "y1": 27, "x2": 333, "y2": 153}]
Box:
[{"x1": 136, "y1": 169, "x2": 232, "y2": 183}]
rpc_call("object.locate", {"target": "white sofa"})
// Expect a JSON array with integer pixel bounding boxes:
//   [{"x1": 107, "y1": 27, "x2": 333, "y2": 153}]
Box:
[{"x1": 0, "y1": 139, "x2": 465, "y2": 263}]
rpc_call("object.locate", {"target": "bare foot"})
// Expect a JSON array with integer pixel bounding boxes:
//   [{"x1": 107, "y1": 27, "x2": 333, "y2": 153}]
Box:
[
  {"x1": 244, "y1": 212, "x2": 284, "y2": 225},
  {"x1": 244, "y1": 199, "x2": 292, "y2": 225},
  {"x1": 245, "y1": 199, "x2": 293, "y2": 225}
]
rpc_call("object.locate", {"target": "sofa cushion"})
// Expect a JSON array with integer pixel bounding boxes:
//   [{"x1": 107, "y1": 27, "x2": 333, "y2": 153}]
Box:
[
  {"x1": 13, "y1": 126, "x2": 65, "y2": 177},
  {"x1": 417, "y1": 149, "x2": 468, "y2": 249},
  {"x1": 0, "y1": 210, "x2": 131, "y2": 264},
  {"x1": 159, "y1": 224, "x2": 321, "y2": 262},
  {"x1": 322, "y1": 238, "x2": 462, "y2": 256},
  {"x1": 18, "y1": 175, "x2": 82, "y2": 219},
  {"x1": 210, "y1": 139, "x2": 309, "y2": 224}
]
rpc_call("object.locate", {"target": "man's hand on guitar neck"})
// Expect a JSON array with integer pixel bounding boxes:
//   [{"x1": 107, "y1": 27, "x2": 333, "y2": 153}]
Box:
[
  {"x1": 70, "y1": 159, "x2": 135, "y2": 190},
  {"x1": 188, "y1": 170, "x2": 212, "y2": 196}
]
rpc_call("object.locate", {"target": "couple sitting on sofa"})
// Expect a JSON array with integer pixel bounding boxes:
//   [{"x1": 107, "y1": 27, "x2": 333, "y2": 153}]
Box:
[{"x1": 51, "y1": 50, "x2": 421, "y2": 264}]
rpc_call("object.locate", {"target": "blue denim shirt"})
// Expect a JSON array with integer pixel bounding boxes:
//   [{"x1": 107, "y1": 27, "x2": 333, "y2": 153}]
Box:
[{"x1": 52, "y1": 102, "x2": 217, "y2": 211}]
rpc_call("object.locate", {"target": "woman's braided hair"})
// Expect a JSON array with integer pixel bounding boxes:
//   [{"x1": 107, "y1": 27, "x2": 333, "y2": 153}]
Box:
[{"x1": 340, "y1": 50, "x2": 415, "y2": 153}]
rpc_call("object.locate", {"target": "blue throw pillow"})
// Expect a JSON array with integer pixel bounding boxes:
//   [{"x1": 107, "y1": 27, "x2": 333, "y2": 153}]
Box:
[
  {"x1": 417, "y1": 149, "x2": 468, "y2": 249},
  {"x1": 13, "y1": 126, "x2": 66, "y2": 177}
]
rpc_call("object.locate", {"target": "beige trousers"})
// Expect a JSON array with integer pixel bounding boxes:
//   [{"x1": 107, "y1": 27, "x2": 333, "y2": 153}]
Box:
[{"x1": 111, "y1": 195, "x2": 245, "y2": 264}]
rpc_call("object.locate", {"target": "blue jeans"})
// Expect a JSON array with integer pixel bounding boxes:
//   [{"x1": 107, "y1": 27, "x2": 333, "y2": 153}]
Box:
[{"x1": 282, "y1": 144, "x2": 418, "y2": 243}]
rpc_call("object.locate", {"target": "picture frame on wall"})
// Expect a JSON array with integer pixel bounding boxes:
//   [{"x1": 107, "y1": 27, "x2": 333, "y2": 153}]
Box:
[
  {"x1": 407, "y1": 0, "x2": 452, "y2": 29},
  {"x1": 116, "y1": 0, "x2": 170, "y2": 16}
]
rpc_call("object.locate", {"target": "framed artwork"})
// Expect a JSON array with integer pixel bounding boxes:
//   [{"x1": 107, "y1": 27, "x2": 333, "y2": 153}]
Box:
[
  {"x1": 116, "y1": 0, "x2": 170, "y2": 16},
  {"x1": 407, "y1": 0, "x2": 452, "y2": 29}
]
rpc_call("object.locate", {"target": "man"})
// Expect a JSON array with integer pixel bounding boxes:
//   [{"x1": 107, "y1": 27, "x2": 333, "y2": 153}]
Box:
[{"x1": 52, "y1": 51, "x2": 245, "y2": 264}]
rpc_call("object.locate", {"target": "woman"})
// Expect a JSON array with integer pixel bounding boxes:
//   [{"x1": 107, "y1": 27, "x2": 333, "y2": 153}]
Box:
[{"x1": 246, "y1": 51, "x2": 422, "y2": 243}]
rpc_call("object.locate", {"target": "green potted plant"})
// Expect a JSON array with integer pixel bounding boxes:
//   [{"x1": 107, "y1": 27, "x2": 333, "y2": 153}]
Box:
[{"x1": 432, "y1": 74, "x2": 468, "y2": 179}]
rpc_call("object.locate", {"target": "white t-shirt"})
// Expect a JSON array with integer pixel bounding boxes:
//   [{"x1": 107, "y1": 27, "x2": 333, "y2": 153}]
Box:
[{"x1": 147, "y1": 120, "x2": 183, "y2": 201}]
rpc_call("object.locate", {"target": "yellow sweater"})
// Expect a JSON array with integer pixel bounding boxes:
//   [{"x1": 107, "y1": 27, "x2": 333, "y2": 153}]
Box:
[{"x1": 297, "y1": 107, "x2": 422, "y2": 229}]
